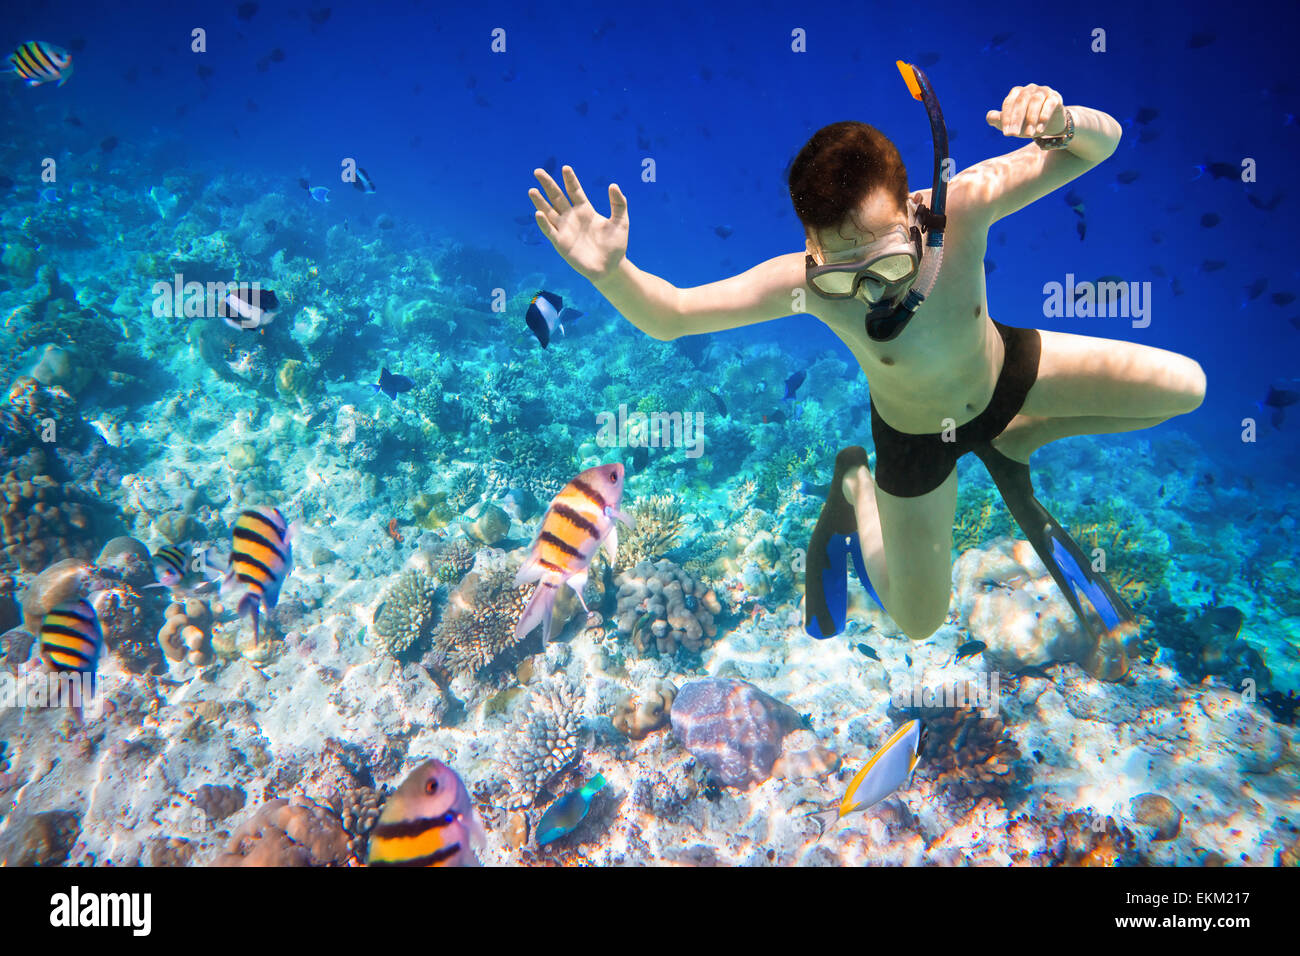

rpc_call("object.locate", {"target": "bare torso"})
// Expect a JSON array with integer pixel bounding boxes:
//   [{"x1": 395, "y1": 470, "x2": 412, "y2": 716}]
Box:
[{"x1": 806, "y1": 187, "x2": 1005, "y2": 435}]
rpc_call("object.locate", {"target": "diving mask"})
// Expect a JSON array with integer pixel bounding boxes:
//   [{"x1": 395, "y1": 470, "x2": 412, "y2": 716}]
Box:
[{"x1": 805, "y1": 216, "x2": 922, "y2": 303}]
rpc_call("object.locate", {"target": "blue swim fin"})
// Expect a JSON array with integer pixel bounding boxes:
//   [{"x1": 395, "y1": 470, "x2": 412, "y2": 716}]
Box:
[
  {"x1": 973, "y1": 445, "x2": 1135, "y2": 641},
  {"x1": 805, "y1": 446, "x2": 884, "y2": 639}
]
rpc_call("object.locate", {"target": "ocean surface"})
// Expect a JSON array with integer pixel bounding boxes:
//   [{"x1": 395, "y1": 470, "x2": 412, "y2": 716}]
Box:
[{"x1": 0, "y1": 0, "x2": 1296, "y2": 868}]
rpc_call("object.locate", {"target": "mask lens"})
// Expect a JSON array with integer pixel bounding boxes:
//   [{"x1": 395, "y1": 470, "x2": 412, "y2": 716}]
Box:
[
  {"x1": 868, "y1": 254, "x2": 918, "y2": 282},
  {"x1": 811, "y1": 271, "x2": 858, "y2": 295}
]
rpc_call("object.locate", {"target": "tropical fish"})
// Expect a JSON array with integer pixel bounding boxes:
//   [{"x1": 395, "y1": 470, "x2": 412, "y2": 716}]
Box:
[
  {"x1": 955, "y1": 639, "x2": 987, "y2": 660},
  {"x1": 153, "y1": 544, "x2": 188, "y2": 586},
  {"x1": 40, "y1": 598, "x2": 103, "y2": 691},
  {"x1": 366, "y1": 759, "x2": 485, "y2": 867},
  {"x1": 1063, "y1": 189, "x2": 1086, "y2": 216},
  {"x1": 537, "y1": 774, "x2": 606, "y2": 846},
  {"x1": 1076, "y1": 219, "x2": 1086, "y2": 241},
  {"x1": 514, "y1": 463, "x2": 633, "y2": 644},
  {"x1": 353, "y1": 166, "x2": 376, "y2": 194},
  {"x1": 856, "y1": 643, "x2": 880, "y2": 660},
  {"x1": 783, "y1": 369, "x2": 806, "y2": 400},
  {"x1": 223, "y1": 285, "x2": 279, "y2": 330},
  {"x1": 1115, "y1": 170, "x2": 1140, "y2": 185},
  {"x1": 1244, "y1": 277, "x2": 1268, "y2": 301},
  {"x1": 374, "y1": 367, "x2": 414, "y2": 399},
  {"x1": 1272, "y1": 292, "x2": 1296, "y2": 307},
  {"x1": 525, "y1": 291, "x2": 583, "y2": 348},
  {"x1": 797, "y1": 479, "x2": 830, "y2": 498},
  {"x1": 7, "y1": 41, "x2": 74, "y2": 88},
  {"x1": 1193, "y1": 161, "x2": 1237, "y2": 181},
  {"x1": 806, "y1": 720, "x2": 927, "y2": 836},
  {"x1": 1133, "y1": 107, "x2": 1159, "y2": 124},
  {"x1": 714, "y1": 224, "x2": 734, "y2": 238},
  {"x1": 1200, "y1": 212, "x2": 1220, "y2": 228},
  {"x1": 1247, "y1": 191, "x2": 1284, "y2": 211},
  {"x1": 1258, "y1": 384, "x2": 1300, "y2": 428},
  {"x1": 309, "y1": 186, "x2": 330, "y2": 203},
  {"x1": 39, "y1": 188, "x2": 60, "y2": 204},
  {"x1": 223, "y1": 506, "x2": 295, "y2": 645}
]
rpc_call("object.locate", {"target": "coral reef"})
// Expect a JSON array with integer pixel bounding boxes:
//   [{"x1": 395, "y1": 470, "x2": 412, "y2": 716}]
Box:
[
  {"x1": 371, "y1": 570, "x2": 443, "y2": 660},
  {"x1": 211, "y1": 798, "x2": 351, "y2": 866},
  {"x1": 771, "y1": 730, "x2": 842, "y2": 781},
  {"x1": 1, "y1": 450, "x2": 104, "y2": 573},
  {"x1": 1045, "y1": 811, "x2": 1139, "y2": 866},
  {"x1": 1151, "y1": 602, "x2": 1271, "y2": 690},
  {"x1": 158, "y1": 598, "x2": 215, "y2": 667},
  {"x1": 612, "y1": 679, "x2": 677, "y2": 740},
  {"x1": 953, "y1": 537, "x2": 1137, "y2": 680},
  {"x1": 434, "y1": 537, "x2": 477, "y2": 583},
  {"x1": 0, "y1": 809, "x2": 81, "y2": 866},
  {"x1": 614, "y1": 559, "x2": 722, "y2": 657},
  {"x1": 670, "y1": 678, "x2": 805, "y2": 790},
  {"x1": 332, "y1": 785, "x2": 387, "y2": 865},
  {"x1": 463, "y1": 502, "x2": 510, "y2": 545},
  {"x1": 614, "y1": 494, "x2": 685, "y2": 572},
  {"x1": 192, "y1": 783, "x2": 246, "y2": 821},
  {"x1": 1129, "y1": 792, "x2": 1182, "y2": 841},
  {"x1": 500, "y1": 674, "x2": 585, "y2": 809},
  {"x1": 911, "y1": 701, "x2": 1022, "y2": 805},
  {"x1": 94, "y1": 536, "x2": 154, "y2": 588}
]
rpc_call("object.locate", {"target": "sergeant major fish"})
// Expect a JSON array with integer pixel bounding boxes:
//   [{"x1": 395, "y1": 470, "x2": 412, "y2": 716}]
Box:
[
  {"x1": 367, "y1": 759, "x2": 485, "y2": 866},
  {"x1": 514, "y1": 463, "x2": 632, "y2": 644},
  {"x1": 222, "y1": 506, "x2": 296, "y2": 645}
]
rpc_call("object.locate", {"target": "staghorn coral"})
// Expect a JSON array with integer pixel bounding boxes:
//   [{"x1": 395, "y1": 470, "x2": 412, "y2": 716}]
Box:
[
  {"x1": 158, "y1": 598, "x2": 215, "y2": 667},
  {"x1": 914, "y1": 701, "x2": 1022, "y2": 805},
  {"x1": 435, "y1": 537, "x2": 477, "y2": 583},
  {"x1": 614, "y1": 494, "x2": 686, "y2": 573},
  {"x1": 500, "y1": 674, "x2": 585, "y2": 809},
  {"x1": 332, "y1": 785, "x2": 387, "y2": 864},
  {"x1": 430, "y1": 565, "x2": 533, "y2": 676},
  {"x1": 372, "y1": 571, "x2": 442, "y2": 659},
  {"x1": 614, "y1": 559, "x2": 721, "y2": 657}
]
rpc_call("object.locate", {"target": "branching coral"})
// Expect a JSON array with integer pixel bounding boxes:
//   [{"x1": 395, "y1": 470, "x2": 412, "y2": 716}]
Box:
[
  {"x1": 614, "y1": 559, "x2": 722, "y2": 656},
  {"x1": 1075, "y1": 516, "x2": 1168, "y2": 610},
  {"x1": 372, "y1": 571, "x2": 443, "y2": 659},
  {"x1": 913, "y1": 701, "x2": 1022, "y2": 805},
  {"x1": 499, "y1": 674, "x2": 585, "y2": 809},
  {"x1": 614, "y1": 495, "x2": 685, "y2": 573},
  {"x1": 429, "y1": 566, "x2": 532, "y2": 676}
]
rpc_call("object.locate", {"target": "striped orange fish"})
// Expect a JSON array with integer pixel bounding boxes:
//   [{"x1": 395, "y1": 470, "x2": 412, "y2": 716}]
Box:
[
  {"x1": 40, "y1": 598, "x2": 103, "y2": 688},
  {"x1": 367, "y1": 760, "x2": 484, "y2": 867},
  {"x1": 514, "y1": 463, "x2": 632, "y2": 643},
  {"x1": 223, "y1": 506, "x2": 295, "y2": 645},
  {"x1": 7, "y1": 41, "x2": 73, "y2": 88}
]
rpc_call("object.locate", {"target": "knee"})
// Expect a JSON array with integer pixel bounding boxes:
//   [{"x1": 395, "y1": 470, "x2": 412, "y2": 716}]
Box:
[{"x1": 1174, "y1": 358, "x2": 1207, "y2": 414}]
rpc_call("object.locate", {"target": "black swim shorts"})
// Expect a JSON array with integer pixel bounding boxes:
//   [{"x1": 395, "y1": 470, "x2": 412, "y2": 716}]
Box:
[{"x1": 870, "y1": 321, "x2": 1042, "y2": 498}]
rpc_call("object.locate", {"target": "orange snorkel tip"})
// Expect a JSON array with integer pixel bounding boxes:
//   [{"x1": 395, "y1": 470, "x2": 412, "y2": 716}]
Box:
[{"x1": 896, "y1": 59, "x2": 923, "y2": 100}]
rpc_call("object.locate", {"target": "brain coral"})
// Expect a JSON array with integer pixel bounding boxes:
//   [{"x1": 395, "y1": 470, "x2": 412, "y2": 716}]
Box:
[
  {"x1": 1, "y1": 454, "x2": 102, "y2": 573},
  {"x1": 372, "y1": 571, "x2": 442, "y2": 659},
  {"x1": 614, "y1": 559, "x2": 722, "y2": 656},
  {"x1": 211, "y1": 798, "x2": 350, "y2": 867},
  {"x1": 670, "y1": 678, "x2": 804, "y2": 790}
]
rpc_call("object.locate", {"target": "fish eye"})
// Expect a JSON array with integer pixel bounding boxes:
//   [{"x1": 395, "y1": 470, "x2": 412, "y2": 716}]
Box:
[
  {"x1": 425, "y1": 778, "x2": 439, "y2": 795},
  {"x1": 608, "y1": 470, "x2": 618, "y2": 482}
]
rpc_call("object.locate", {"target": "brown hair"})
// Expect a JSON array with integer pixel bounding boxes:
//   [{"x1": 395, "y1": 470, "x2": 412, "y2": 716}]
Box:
[{"x1": 787, "y1": 121, "x2": 909, "y2": 236}]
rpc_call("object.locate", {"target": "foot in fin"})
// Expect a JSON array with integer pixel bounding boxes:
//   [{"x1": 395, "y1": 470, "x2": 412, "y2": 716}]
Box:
[
  {"x1": 973, "y1": 445, "x2": 1135, "y2": 641},
  {"x1": 805, "y1": 446, "x2": 884, "y2": 639}
]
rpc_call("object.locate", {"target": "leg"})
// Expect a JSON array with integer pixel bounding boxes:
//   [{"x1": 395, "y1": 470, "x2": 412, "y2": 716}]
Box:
[
  {"x1": 1020, "y1": 329, "x2": 1206, "y2": 420},
  {"x1": 992, "y1": 413, "x2": 1168, "y2": 463},
  {"x1": 844, "y1": 462, "x2": 957, "y2": 640}
]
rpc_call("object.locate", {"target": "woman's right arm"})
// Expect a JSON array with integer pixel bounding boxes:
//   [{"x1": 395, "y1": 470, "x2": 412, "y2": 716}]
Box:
[{"x1": 530, "y1": 165, "x2": 805, "y2": 342}]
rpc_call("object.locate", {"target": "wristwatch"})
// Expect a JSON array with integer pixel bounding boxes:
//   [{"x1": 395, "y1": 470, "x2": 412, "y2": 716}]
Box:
[{"x1": 1035, "y1": 108, "x2": 1075, "y2": 150}]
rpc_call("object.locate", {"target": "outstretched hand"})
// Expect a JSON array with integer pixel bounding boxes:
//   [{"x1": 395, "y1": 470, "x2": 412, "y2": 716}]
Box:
[
  {"x1": 986, "y1": 83, "x2": 1066, "y2": 138},
  {"x1": 528, "y1": 165, "x2": 629, "y2": 281}
]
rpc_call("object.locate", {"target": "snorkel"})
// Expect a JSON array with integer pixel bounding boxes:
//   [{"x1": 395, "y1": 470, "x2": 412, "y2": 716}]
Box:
[{"x1": 863, "y1": 60, "x2": 949, "y2": 342}]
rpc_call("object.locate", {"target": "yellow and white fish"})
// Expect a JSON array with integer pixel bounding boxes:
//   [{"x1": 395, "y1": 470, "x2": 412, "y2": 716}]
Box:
[
  {"x1": 514, "y1": 463, "x2": 633, "y2": 643},
  {"x1": 7, "y1": 41, "x2": 73, "y2": 88},
  {"x1": 366, "y1": 759, "x2": 485, "y2": 867},
  {"x1": 221, "y1": 506, "x2": 296, "y2": 645},
  {"x1": 807, "y1": 719, "x2": 927, "y2": 835}
]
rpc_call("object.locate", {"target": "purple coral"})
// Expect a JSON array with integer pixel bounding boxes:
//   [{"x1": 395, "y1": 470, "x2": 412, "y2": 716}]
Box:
[{"x1": 669, "y1": 678, "x2": 804, "y2": 790}]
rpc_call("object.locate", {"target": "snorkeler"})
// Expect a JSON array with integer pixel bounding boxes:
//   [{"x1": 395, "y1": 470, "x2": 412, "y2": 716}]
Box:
[{"x1": 527, "y1": 61, "x2": 1205, "y2": 647}]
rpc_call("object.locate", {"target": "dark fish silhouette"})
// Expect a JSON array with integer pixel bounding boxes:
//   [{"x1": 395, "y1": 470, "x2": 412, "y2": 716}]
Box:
[
  {"x1": 1247, "y1": 191, "x2": 1284, "y2": 211},
  {"x1": 1134, "y1": 107, "x2": 1159, "y2": 124},
  {"x1": 1200, "y1": 212, "x2": 1220, "y2": 227},
  {"x1": 1187, "y1": 32, "x2": 1215, "y2": 48},
  {"x1": 1194, "y1": 161, "x2": 1237, "y2": 180},
  {"x1": 1259, "y1": 385, "x2": 1300, "y2": 428},
  {"x1": 783, "y1": 370, "x2": 806, "y2": 400},
  {"x1": 856, "y1": 643, "x2": 880, "y2": 660},
  {"x1": 237, "y1": 2, "x2": 258, "y2": 19},
  {"x1": 1115, "y1": 170, "x2": 1140, "y2": 185},
  {"x1": 956, "y1": 640, "x2": 987, "y2": 661},
  {"x1": 374, "y1": 367, "x2": 415, "y2": 399},
  {"x1": 1200, "y1": 259, "x2": 1226, "y2": 273},
  {"x1": 1272, "y1": 292, "x2": 1296, "y2": 306},
  {"x1": 714, "y1": 224, "x2": 734, "y2": 239}
]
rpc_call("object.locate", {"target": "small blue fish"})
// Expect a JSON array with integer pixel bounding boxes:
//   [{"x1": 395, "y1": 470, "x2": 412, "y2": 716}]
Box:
[
  {"x1": 955, "y1": 639, "x2": 987, "y2": 661},
  {"x1": 353, "y1": 166, "x2": 376, "y2": 194},
  {"x1": 537, "y1": 774, "x2": 605, "y2": 847},
  {"x1": 39, "y1": 187, "x2": 60, "y2": 203},
  {"x1": 309, "y1": 186, "x2": 330, "y2": 203}
]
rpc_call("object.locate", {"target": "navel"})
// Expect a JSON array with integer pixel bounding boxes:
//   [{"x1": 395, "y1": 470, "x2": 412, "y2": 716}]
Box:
[
  {"x1": 880, "y1": 356, "x2": 895, "y2": 366},
  {"x1": 974, "y1": 305, "x2": 982, "y2": 317}
]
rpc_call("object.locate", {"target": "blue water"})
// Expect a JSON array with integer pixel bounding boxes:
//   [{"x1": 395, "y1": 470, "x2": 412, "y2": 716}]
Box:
[{"x1": 0, "y1": 0, "x2": 1297, "y2": 868}]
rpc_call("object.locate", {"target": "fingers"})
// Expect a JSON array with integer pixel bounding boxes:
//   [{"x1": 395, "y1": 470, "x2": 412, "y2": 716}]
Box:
[
  {"x1": 534, "y1": 209, "x2": 558, "y2": 245},
  {"x1": 608, "y1": 182, "x2": 627, "y2": 222},
  {"x1": 1000, "y1": 85, "x2": 1028, "y2": 135},
  {"x1": 985, "y1": 108, "x2": 1002, "y2": 129},
  {"x1": 533, "y1": 166, "x2": 571, "y2": 214},
  {"x1": 562, "y1": 165, "x2": 588, "y2": 207},
  {"x1": 993, "y1": 85, "x2": 1060, "y2": 137},
  {"x1": 528, "y1": 185, "x2": 555, "y2": 218}
]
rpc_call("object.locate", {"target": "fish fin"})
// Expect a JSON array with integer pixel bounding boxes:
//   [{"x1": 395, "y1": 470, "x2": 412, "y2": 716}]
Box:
[
  {"x1": 515, "y1": 582, "x2": 557, "y2": 644},
  {"x1": 804, "y1": 807, "x2": 840, "y2": 842},
  {"x1": 601, "y1": 526, "x2": 619, "y2": 566},
  {"x1": 237, "y1": 591, "x2": 261, "y2": 646},
  {"x1": 515, "y1": 557, "x2": 544, "y2": 585},
  {"x1": 607, "y1": 506, "x2": 634, "y2": 528},
  {"x1": 567, "y1": 571, "x2": 590, "y2": 612}
]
